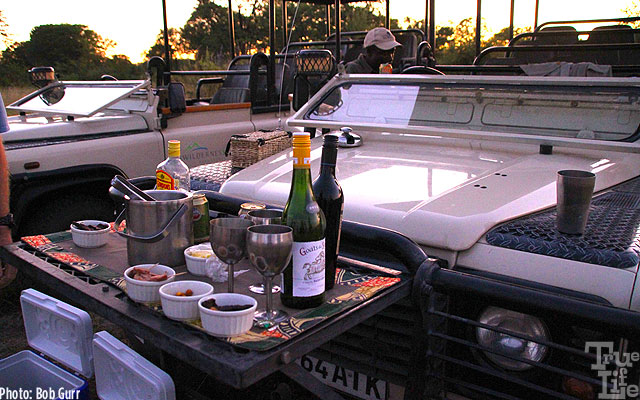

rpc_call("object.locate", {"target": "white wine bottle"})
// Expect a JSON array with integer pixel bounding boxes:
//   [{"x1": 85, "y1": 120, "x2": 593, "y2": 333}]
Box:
[
  {"x1": 156, "y1": 140, "x2": 190, "y2": 191},
  {"x1": 281, "y1": 133, "x2": 326, "y2": 308}
]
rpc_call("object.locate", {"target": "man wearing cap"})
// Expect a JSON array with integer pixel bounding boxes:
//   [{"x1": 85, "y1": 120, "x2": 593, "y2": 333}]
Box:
[
  {"x1": 345, "y1": 27, "x2": 402, "y2": 74},
  {"x1": 0, "y1": 93, "x2": 16, "y2": 288}
]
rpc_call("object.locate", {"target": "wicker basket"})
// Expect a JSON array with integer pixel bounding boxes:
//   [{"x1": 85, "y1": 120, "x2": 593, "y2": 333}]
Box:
[{"x1": 225, "y1": 130, "x2": 293, "y2": 169}]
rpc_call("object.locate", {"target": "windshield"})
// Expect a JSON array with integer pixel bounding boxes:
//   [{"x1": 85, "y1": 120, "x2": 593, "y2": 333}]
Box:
[
  {"x1": 308, "y1": 81, "x2": 640, "y2": 141},
  {"x1": 8, "y1": 80, "x2": 148, "y2": 117}
]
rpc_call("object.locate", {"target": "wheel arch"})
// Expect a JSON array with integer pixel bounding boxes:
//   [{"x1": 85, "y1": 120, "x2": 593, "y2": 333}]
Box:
[{"x1": 10, "y1": 164, "x2": 126, "y2": 234}]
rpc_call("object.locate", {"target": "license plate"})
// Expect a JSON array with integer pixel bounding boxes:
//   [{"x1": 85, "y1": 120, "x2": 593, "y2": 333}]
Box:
[{"x1": 296, "y1": 355, "x2": 388, "y2": 400}]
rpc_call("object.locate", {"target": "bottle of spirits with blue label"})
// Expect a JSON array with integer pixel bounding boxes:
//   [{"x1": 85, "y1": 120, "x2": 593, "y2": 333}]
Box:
[{"x1": 281, "y1": 133, "x2": 326, "y2": 308}]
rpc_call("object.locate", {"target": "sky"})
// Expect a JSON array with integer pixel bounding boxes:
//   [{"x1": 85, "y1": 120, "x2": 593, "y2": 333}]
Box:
[{"x1": 1, "y1": 0, "x2": 637, "y2": 63}]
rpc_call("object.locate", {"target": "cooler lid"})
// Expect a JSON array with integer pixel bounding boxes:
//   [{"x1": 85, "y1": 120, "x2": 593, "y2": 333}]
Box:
[
  {"x1": 20, "y1": 288, "x2": 94, "y2": 378},
  {"x1": 93, "y1": 331, "x2": 176, "y2": 400}
]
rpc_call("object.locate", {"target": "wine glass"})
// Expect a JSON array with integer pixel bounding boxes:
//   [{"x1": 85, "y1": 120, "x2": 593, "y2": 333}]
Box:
[
  {"x1": 247, "y1": 209, "x2": 284, "y2": 295},
  {"x1": 246, "y1": 224, "x2": 293, "y2": 328},
  {"x1": 210, "y1": 218, "x2": 254, "y2": 293}
]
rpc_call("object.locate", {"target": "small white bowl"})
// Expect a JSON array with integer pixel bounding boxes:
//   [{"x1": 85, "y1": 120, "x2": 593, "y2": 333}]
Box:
[
  {"x1": 184, "y1": 244, "x2": 220, "y2": 276},
  {"x1": 159, "y1": 280, "x2": 214, "y2": 321},
  {"x1": 198, "y1": 293, "x2": 257, "y2": 337},
  {"x1": 124, "y1": 264, "x2": 175, "y2": 304},
  {"x1": 70, "y1": 220, "x2": 110, "y2": 248}
]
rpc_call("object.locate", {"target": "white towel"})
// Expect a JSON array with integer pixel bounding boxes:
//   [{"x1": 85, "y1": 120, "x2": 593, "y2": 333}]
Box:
[{"x1": 521, "y1": 62, "x2": 612, "y2": 77}]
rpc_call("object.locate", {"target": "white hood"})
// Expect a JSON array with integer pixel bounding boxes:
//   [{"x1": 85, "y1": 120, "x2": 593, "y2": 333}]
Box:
[{"x1": 221, "y1": 131, "x2": 640, "y2": 251}]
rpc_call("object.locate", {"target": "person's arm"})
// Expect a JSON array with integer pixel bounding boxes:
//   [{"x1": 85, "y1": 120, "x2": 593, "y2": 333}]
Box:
[
  {"x1": 0, "y1": 94, "x2": 16, "y2": 288},
  {"x1": 0, "y1": 138, "x2": 11, "y2": 245}
]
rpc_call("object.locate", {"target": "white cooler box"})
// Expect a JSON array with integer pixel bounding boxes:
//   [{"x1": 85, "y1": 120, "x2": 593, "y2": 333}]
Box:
[
  {"x1": 2, "y1": 289, "x2": 175, "y2": 400},
  {"x1": 0, "y1": 289, "x2": 94, "y2": 400}
]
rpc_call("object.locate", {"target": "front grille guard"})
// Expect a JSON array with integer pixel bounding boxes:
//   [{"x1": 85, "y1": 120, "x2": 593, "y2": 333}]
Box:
[{"x1": 407, "y1": 263, "x2": 640, "y2": 399}]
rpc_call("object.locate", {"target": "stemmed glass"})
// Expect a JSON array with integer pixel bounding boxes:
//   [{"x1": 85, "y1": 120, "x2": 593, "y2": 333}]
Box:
[
  {"x1": 247, "y1": 209, "x2": 284, "y2": 295},
  {"x1": 246, "y1": 224, "x2": 293, "y2": 328},
  {"x1": 210, "y1": 218, "x2": 254, "y2": 293}
]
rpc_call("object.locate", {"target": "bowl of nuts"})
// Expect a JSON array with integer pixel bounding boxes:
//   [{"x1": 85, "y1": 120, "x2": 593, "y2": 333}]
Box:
[{"x1": 159, "y1": 280, "x2": 214, "y2": 321}]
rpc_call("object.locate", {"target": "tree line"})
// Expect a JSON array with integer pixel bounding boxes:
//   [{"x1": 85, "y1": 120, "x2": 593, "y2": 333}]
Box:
[{"x1": 0, "y1": 0, "x2": 538, "y2": 87}]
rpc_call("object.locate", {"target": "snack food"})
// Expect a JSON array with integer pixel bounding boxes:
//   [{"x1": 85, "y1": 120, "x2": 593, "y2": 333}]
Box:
[
  {"x1": 201, "y1": 298, "x2": 252, "y2": 312},
  {"x1": 188, "y1": 250, "x2": 213, "y2": 259},
  {"x1": 129, "y1": 267, "x2": 168, "y2": 282},
  {"x1": 72, "y1": 221, "x2": 109, "y2": 231}
]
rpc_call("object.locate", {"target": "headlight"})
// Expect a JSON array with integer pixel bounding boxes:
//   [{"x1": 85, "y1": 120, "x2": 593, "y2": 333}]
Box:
[{"x1": 476, "y1": 306, "x2": 549, "y2": 371}]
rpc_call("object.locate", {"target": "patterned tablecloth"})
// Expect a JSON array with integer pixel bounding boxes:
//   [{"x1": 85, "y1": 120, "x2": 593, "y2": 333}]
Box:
[{"x1": 21, "y1": 229, "x2": 402, "y2": 351}]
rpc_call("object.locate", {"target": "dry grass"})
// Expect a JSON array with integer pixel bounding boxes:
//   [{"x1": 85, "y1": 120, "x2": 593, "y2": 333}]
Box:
[{"x1": 1, "y1": 86, "x2": 33, "y2": 116}]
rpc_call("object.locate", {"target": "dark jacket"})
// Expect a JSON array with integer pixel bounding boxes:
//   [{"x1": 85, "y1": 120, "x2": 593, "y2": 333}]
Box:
[{"x1": 345, "y1": 54, "x2": 375, "y2": 74}]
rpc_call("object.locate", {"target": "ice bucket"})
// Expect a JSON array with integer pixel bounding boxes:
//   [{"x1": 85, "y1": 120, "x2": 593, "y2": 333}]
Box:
[{"x1": 115, "y1": 190, "x2": 194, "y2": 267}]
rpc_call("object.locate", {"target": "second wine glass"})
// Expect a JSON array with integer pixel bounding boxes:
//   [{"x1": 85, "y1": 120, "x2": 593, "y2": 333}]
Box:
[
  {"x1": 247, "y1": 209, "x2": 283, "y2": 295},
  {"x1": 246, "y1": 224, "x2": 293, "y2": 328},
  {"x1": 210, "y1": 218, "x2": 254, "y2": 293}
]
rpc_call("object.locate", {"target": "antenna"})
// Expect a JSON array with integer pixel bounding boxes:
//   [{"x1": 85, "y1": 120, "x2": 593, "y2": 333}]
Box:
[{"x1": 277, "y1": 0, "x2": 303, "y2": 130}]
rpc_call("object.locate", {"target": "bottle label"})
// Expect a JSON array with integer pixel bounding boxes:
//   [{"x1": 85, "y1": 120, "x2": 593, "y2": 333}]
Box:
[
  {"x1": 156, "y1": 169, "x2": 177, "y2": 190},
  {"x1": 293, "y1": 147, "x2": 311, "y2": 169},
  {"x1": 292, "y1": 239, "x2": 325, "y2": 297}
]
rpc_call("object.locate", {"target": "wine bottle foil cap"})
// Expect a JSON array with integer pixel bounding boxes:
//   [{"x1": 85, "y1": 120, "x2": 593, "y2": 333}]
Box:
[{"x1": 292, "y1": 132, "x2": 311, "y2": 148}]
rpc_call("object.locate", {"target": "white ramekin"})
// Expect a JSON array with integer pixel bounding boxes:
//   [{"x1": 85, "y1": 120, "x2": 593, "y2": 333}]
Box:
[
  {"x1": 124, "y1": 264, "x2": 175, "y2": 304},
  {"x1": 198, "y1": 293, "x2": 257, "y2": 337},
  {"x1": 70, "y1": 220, "x2": 110, "y2": 248},
  {"x1": 159, "y1": 280, "x2": 214, "y2": 321},
  {"x1": 184, "y1": 243, "x2": 220, "y2": 276}
]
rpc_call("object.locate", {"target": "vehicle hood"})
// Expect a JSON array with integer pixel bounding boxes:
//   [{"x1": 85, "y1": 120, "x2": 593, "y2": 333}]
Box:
[
  {"x1": 3, "y1": 113, "x2": 149, "y2": 144},
  {"x1": 221, "y1": 132, "x2": 640, "y2": 251}
]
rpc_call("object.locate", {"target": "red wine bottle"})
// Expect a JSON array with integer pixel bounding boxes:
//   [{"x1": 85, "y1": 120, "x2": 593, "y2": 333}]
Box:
[{"x1": 312, "y1": 134, "x2": 343, "y2": 290}]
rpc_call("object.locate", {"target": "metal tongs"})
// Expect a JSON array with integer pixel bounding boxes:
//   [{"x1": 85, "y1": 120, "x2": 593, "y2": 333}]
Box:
[{"x1": 110, "y1": 175, "x2": 156, "y2": 201}]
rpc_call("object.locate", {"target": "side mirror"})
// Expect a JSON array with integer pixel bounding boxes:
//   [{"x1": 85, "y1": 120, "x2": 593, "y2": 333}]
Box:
[{"x1": 28, "y1": 66, "x2": 56, "y2": 88}]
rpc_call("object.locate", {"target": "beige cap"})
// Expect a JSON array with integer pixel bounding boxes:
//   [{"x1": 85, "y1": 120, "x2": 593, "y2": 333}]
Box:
[{"x1": 364, "y1": 27, "x2": 402, "y2": 51}]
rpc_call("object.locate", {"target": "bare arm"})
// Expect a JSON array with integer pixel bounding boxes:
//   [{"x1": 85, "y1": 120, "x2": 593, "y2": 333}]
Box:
[
  {"x1": 0, "y1": 94, "x2": 16, "y2": 288},
  {"x1": 0, "y1": 137, "x2": 10, "y2": 245}
]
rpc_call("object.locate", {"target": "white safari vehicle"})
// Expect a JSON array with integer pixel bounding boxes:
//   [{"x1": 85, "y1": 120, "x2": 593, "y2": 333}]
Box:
[
  {"x1": 220, "y1": 72, "x2": 640, "y2": 399},
  {"x1": 4, "y1": 62, "x2": 290, "y2": 237}
]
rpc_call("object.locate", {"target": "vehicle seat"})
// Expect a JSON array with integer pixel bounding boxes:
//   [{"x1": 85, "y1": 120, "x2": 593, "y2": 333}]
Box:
[
  {"x1": 514, "y1": 26, "x2": 579, "y2": 64},
  {"x1": 275, "y1": 61, "x2": 293, "y2": 103},
  {"x1": 292, "y1": 49, "x2": 336, "y2": 111},
  {"x1": 210, "y1": 87, "x2": 250, "y2": 104},
  {"x1": 210, "y1": 63, "x2": 251, "y2": 104},
  {"x1": 533, "y1": 26, "x2": 579, "y2": 45},
  {"x1": 587, "y1": 25, "x2": 637, "y2": 65},
  {"x1": 588, "y1": 25, "x2": 635, "y2": 44}
]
